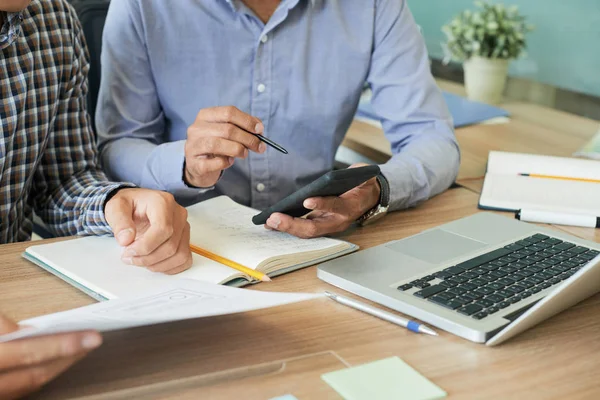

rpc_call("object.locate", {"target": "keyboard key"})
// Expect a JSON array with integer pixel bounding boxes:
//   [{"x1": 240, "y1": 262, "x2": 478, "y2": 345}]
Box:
[
  {"x1": 436, "y1": 292, "x2": 455, "y2": 301},
  {"x1": 473, "y1": 311, "x2": 488, "y2": 320},
  {"x1": 448, "y1": 276, "x2": 468, "y2": 284},
  {"x1": 532, "y1": 234, "x2": 549, "y2": 240},
  {"x1": 504, "y1": 275, "x2": 520, "y2": 283},
  {"x1": 498, "y1": 301, "x2": 511, "y2": 309},
  {"x1": 520, "y1": 291, "x2": 533, "y2": 299},
  {"x1": 536, "y1": 272, "x2": 553, "y2": 280},
  {"x1": 439, "y1": 281, "x2": 455, "y2": 288},
  {"x1": 531, "y1": 286, "x2": 542, "y2": 293},
  {"x1": 454, "y1": 247, "x2": 513, "y2": 271},
  {"x1": 476, "y1": 299, "x2": 495, "y2": 308},
  {"x1": 547, "y1": 248, "x2": 562, "y2": 255},
  {"x1": 510, "y1": 252, "x2": 528, "y2": 259},
  {"x1": 505, "y1": 244, "x2": 524, "y2": 251},
  {"x1": 570, "y1": 247, "x2": 589, "y2": 255},
  {"x1": 460, "y1": 271, "x2": 479, "y2": 280},
  {"x1": 486, "y1": 294, "x2": 505, "y2": 303},
  {"x1": 471, "y1": 267, "x2": 488, "y2": 275},
  {"x1": 549, "y1": 277, "x2": 561, "y2": 285},
  {"x1": 486, "y1": 306, "x2": 500, "y2": 314},
  {"x1": 482, "y1": 263, "x2": 500, "y2": 271},
  {"x1": 529, "y1": 275, "x2": 544, "y2": 284},
  {"x1": 446, "y1": 287, "x2": 466, "y2": 296},
  {"x1": 475, "y1": 287, "x2": 494, "y2": 296},
  {"x1": 453, "y1": 296, "x2": 471, "y2": 306},
  {"x1": 540, "y1": 282, "x2": 552, "y2": 289},
  {"x1": 428, "y1": 296, "x2": 463, "y2": 310},
  {"x1": 489, "y1": 270, "x2": 508, "y2": 279},
  {"x1": 421, "y1": 275, "x2": 435, "y2": 282},
  {"x1": 521, "y1": 279, "x2": 537, "y2": 288},
  {"x1": 500, "y1": 265, "x2": 519, "y2": 274},
  {"x1": 527, "y1": 255, "x2": 544, "y2": 263},
  {"x1": 470, "y1": 278, "x2": 487, "y2": 286},
  {"x1": 398, "y1": 284, "x2": 413, "y2": 291},
  {"x1": 414, "y1": 281, "x2": 431, "y2": 289},
  {"x1": 535, "y1": 242, "x2": 552, "y2": 249},
  {"x1": 507, "y1": 285, "x2": 526, "y2": 294},
  {"x1": 413, "y1": 285, "x2": 446, "y2": 299},
  {"x1": 497, "y1": 289, "x2": 513, "y2": 298},
  {"x1": 516, "y1": 239, "x2": 534, "y2": 246},
  {"x1": 459, "y1": 283, "x2": 477, "y2": 291},
  {"x1": 434, "y1": 271, "x2": 453, "y2": 280},
  {"x1": 554, "y1": 242, "x2": 575, "y2": 251},
  {"x1": 445, "y1": 266, "x2": 467, "y2": 275},
  {"x1": 543, "y1": 238, "x2": 562, "y2": 245},
  {"x1": 458, "y1": 303, "x2": 483, "y2": 316},
  {"x1": 480, "y1": 274, "x2": 497, "y2": 283},
  {"x1": 463, "y1": 292, "x2": 482, "y2": 301},
  {"x1": 497, "y1": 278, "x2": 514, "y2": 286},
  {"x1": 559, "y1": 273, "x2": 571, "y2": 281},
  {"x1": 526, "y1": 265, "x2": 544, "y2": 274},
  {"x1": 487, "y1": 282, "x2": 505, "y2": 291},
  {"x1": 509, "y1": 296, "x2": 522, "y2": 304}
]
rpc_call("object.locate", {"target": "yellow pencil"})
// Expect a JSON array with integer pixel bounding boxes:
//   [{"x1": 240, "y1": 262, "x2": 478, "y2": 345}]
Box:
[
  {"x1": 519, "y1": 173, "x2": 600, "y2": 184},
  {"x1": 189, "y1": 244, "x2": 271, "y2": 282}
]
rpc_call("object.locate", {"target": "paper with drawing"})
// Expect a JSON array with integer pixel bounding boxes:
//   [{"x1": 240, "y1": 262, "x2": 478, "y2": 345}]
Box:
[{"x1": 0, "y1": 280, "x2": 322, "y2": 342}]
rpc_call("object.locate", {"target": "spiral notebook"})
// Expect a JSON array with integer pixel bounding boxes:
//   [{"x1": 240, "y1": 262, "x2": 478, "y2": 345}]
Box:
[{"x1": 24, "y1": 196, "x2": 358, "y2": 300}]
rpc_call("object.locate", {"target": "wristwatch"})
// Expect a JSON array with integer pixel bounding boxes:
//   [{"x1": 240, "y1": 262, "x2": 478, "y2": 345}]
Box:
[{"x1": 357, "y1": 173, "x2": 390, "y2": 226}]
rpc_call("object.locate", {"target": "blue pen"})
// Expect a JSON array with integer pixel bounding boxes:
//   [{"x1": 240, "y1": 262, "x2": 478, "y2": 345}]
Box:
[{"x1": 325, "y1": 291, "x2": 438, "y2": 336}]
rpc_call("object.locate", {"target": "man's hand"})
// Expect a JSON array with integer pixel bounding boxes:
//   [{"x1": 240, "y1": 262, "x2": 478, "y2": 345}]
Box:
[
  {"x1": 185, "y1": 106, "x2": 267, "y2": 188},
  {"x1": 0, "y1": 314, "x2": 102, "y2": 400},
  {"x1": 105, "y1": 189, "x2": 193, "y2": 274},
  {"x1": 265, "y1": 164, "x2": 381, "y2": 238}
]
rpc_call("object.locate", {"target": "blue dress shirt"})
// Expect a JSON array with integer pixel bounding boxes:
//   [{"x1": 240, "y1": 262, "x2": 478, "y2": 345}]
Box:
[{"x1": 96, "y1": 0, "x2": 460, "y2": 211}]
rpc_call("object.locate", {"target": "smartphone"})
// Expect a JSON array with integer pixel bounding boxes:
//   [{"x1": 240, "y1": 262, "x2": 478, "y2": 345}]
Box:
[{"x1": 252, "y1": 165, "x2": 380, "y2": 225}]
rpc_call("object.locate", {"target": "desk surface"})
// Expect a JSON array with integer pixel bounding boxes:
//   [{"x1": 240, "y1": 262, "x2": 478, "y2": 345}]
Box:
[{"x1": 2, "y1": 187, "x2": 600, "y2": 399}]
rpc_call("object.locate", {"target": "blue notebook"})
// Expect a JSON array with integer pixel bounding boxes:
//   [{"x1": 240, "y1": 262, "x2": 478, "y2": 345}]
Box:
[{"x1": 356, "y1": 92, "x2": 509, "y2": 128}]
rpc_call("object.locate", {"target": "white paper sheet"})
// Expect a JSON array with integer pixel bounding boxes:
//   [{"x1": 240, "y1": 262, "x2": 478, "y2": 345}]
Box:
[{"x1": 0, "y1": 280, "x2": 322, "y2": 342}]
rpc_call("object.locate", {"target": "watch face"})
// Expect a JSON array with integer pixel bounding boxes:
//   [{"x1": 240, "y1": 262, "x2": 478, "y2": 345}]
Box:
[{"x1": 361, "y1": 207, "x2": 388, "y2": 226}]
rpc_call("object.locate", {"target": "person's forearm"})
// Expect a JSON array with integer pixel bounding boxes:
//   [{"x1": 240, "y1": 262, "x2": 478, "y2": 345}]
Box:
[{"x1": 101, "y1": 137, "x2": 213, "y2": 205}]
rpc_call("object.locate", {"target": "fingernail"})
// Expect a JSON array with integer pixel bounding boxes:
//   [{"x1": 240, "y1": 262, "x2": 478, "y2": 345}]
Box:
[
  {"x1": 123, "y1": 248, "x2": 137, "y2": 258},
  {"x1": 229, "y1": 157, "x2": 235, "y2": 165},
  {"x1": 304, "y1": 199, "x2": 316, "y2": 209},
  {"x1": 267, "y1": 216, "x2": 280, "y2": 229},
  {"x1": 116, "y1": 228, "x2": 134, "y2": 244},
  {"x1": 82, "y1": 333, "x2": 102, "y2": 350},
  {"x1": 255, "y1": 122, "x2": 264, "y2": 133},
  {"x1": 122, "y1": 257, "x2": 133, "y2": 265},
  {"x1": 259, "y1": 142, "x2": 267, "y2": 153}
]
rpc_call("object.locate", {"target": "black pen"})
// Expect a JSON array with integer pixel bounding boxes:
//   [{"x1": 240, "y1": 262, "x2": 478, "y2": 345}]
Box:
[{"x1": 252, "y1": 133, "x2": 288, "y2": 154}]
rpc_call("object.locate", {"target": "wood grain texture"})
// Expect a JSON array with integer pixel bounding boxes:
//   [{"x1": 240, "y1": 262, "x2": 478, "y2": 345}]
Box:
[{"x1": 1, "y1": 187, "x2": 599, "y2": 399}]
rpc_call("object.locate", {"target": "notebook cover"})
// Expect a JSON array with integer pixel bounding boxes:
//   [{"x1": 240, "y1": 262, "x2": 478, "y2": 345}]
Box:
[{"x1": 356, "y1": 92, "x2": 509, "y2": 128}]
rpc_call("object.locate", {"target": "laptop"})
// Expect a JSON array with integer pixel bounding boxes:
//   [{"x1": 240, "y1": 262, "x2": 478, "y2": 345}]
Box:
[{"x1": 317, "y1": 213, "x2": 600, "y2": 345}]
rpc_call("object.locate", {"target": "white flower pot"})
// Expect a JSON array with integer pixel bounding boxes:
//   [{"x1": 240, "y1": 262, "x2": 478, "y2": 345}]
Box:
[{"x1": 463, "y1": 56, "x2": 509, "y2": 104}]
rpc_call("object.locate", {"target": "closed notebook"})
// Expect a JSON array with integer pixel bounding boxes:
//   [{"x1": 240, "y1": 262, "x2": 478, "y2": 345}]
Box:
[
  {"x1": 479, "y1": 151, "x2": 600, "y2": 214},
  {"x1": 24, "y1": 196, "x2": 358, "y2": 301}
]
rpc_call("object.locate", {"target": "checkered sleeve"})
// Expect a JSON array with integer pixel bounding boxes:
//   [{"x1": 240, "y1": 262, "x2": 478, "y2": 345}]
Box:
[{"x1": 31, "y1": 12, "x2": 134, "y2": 237}]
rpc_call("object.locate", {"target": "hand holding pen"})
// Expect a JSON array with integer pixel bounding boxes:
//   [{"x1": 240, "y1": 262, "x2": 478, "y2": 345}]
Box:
[{"x1": 184, "y1": 106, "x2": 287, "y2": 188}]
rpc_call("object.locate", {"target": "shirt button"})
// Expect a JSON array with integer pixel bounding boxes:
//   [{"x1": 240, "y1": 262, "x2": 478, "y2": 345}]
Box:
[
  {"x1": 260, "y1": 35, "x2": 268, "y2": 44},
  {"x1": 257, "y1": 83, "x2": 266, "y2": 93},
  {"x1": 256, "y1": 183, "x2": 266, "y2": 192}
]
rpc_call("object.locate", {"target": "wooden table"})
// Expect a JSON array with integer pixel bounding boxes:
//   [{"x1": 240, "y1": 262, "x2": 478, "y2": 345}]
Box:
[{"x1": 2, "y1": 187, "x2": 599, "y2": 399}]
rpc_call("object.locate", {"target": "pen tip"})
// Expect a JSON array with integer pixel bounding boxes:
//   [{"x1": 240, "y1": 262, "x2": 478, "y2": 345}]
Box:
[{"x1": 421, "y1": 326, "x2": 438, "y2": 336}]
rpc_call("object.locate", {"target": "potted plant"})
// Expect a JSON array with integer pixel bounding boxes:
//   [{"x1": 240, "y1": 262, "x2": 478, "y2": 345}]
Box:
[{"x1": 442, "y1": 1, "x2": 534, "y2": 104}]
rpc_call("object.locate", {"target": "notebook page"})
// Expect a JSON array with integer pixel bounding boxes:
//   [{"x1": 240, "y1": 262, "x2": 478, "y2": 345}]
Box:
[
  {"x1": 26, "y1": 237, "x2": 243, "y2": 300},
  {"x1": 188, "y1": 197, "x2": 346, "y2": 269},
  {"x1": 480, "y1": 174, "x2": 600, "y2": 214},
  {"x1": 487, "y1": 151, "x2": 600, "y2": 178}
]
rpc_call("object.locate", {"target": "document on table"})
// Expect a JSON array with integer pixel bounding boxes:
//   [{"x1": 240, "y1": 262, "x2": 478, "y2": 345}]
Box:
[{"x1": 0, "y1": 280, "x2": 322, "y2": 342}]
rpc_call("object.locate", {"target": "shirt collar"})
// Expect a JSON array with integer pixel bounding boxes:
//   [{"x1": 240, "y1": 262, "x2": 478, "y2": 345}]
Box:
[
  {"x1": 0, "y1": 11, "x2": 24, "y2": 48},
  {"x1": 223, "y1": 0, "x2": 317, "y2": 12}
]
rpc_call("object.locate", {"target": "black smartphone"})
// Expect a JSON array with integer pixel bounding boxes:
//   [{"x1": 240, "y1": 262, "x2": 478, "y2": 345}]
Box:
[{"x1": 252, "y1": 165, "x2": 380, "y2": 225}]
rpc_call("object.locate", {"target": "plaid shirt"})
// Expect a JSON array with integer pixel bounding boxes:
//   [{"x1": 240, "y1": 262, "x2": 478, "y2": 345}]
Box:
[{"x1": 0, "y1": 0, "x2": 130, "y2": 243}]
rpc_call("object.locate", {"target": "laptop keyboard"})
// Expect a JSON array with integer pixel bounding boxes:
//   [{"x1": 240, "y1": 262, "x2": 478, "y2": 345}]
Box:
[{"x1": 397, "y1": 234, "x2": 598, "y2": 320}]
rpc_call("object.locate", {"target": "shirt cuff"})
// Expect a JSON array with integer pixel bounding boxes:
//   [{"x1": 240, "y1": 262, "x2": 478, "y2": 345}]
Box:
[
  {"x1": 141, "y1": 140, "x2": 215, "y2": 202},
  {"x1": 83, "y1": 182, "x2": 137, "y2": 236},
  {"x1": 379, "y1": 157, "x2": 431, "y2": 212}
]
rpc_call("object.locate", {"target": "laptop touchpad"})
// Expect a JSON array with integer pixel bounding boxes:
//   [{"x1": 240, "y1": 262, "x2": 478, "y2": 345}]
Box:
[{"x1": 386, "y1": 229, "x2": 487, "y2": 265}]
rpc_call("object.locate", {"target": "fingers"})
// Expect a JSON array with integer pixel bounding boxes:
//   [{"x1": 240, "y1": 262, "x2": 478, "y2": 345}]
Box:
[
  {"x1": 187, "y1": 122, "x2": 266, "y2": 154},
  {"x1": 128, "y1": 222, "x2": 193, "y2": 274},
  {"x1": 104, "y1": 192, "x2": 136, "y2": 247},
  {"x1": 196, "y1": 106, "x2": 263, "y2": 136},
  {"x1": 122, "y1": 193, "x2": 180, "y2": 258},
  {"x1": 0, "y1": 354, "x2": 87, "y2": 400},
  {"x1": 265, "y1": 212, "x2": 349, "y2": 239},
  {"x1": 303, "y1": 196, "x2": 351, "y2": 216},
  {"x1": 0, "y1": 315, "x2": 19, "y2": 335},
  {"x1": 0, "y1": 331, "x2": 101, "y2": 372}
]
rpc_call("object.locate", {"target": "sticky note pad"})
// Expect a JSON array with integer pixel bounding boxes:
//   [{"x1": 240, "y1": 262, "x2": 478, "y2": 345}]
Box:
[{"x1": 321, "y1": 356, "x2": 446, "y2": 400}]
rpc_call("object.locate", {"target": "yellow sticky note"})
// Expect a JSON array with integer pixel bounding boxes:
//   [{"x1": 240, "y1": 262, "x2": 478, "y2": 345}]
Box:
[{"x1": 321, "y1": 356, "x2": 446, "y2": 400}]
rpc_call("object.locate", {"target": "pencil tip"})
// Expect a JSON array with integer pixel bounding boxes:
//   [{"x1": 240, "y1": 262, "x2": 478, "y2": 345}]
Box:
[{"x1": 261, "y1": 275, "x2": 272, "y2": 282}]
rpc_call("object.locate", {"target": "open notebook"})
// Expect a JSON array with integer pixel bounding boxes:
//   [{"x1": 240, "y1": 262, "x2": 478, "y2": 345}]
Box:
[
  {"x1": 24, "y1": 196, "x2": 358, "y2": 300},
  {"x1": 479, "y1": 151, "x2": 600, "y2": 214}
]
